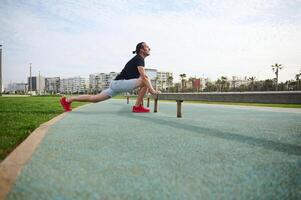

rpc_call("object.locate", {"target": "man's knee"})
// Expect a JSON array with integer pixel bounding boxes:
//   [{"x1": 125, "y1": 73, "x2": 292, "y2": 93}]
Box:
[
  {"x1": 91, "y1": 93, "x2": 111, "y2": 103},
  {"x1": 137, "y1": 78, "x2": 146, "y2": 87}
]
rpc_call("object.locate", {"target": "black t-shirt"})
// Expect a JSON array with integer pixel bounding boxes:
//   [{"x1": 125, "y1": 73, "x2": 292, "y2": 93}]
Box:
[{"x1": 115, "y1": 55, "x2": 145, "y2": 80}]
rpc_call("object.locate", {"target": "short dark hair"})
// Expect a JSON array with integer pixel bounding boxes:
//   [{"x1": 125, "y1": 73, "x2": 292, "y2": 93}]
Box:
[{"x1": 132, "y1": 42, "x2": 145, "y2": 54}]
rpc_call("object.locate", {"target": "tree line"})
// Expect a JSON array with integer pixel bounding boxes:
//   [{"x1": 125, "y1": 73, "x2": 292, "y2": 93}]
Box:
[{"x1": 168, "y1": 63, "x2": 301, "y2": 92}]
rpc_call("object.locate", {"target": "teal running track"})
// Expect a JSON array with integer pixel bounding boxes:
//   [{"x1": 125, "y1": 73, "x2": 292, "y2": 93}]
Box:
[{"x1": 7, "y1": 99, "x2": 301, "y2": 199}]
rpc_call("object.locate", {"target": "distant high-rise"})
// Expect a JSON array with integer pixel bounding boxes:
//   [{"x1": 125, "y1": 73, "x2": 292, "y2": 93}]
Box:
[{"x1": 28, "y1": 76, "x2": 45, "y2": 94}]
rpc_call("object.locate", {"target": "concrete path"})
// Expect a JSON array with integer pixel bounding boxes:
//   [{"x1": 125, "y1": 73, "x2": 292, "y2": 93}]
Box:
[{"x1": 5, "y1": 99, "x2": 301, "y2": 199}]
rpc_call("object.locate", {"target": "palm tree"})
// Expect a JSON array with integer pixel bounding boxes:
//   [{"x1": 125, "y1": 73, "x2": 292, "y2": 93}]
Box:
[
  {"x1": 216, "y1": 78, "x2": 222, "y2": 92},
  {"x1": 271, "y1": 63, "x2": 283, "y2": 91},
  {"x1": 179, "y1": 73, "x2": 186, "y2": 92},
  {"x1": 220, "y1": 76, "x2": 227, "y2": 92},
  {"x1": 161, "y1": 80, "x2": 166, "y2": 91},
  {"x1": 174, "y1": 83, "x2": 181, "y2": 92},
  {"x1": 296, "y1": 70, "x2": 301, "y2": 90},
  {"x1": 205, "y1": 82, "x2": 217, "y2": 92},
  {"x1": 167, "y1": 76, "x2": 173, "y2": 92},
  {"x1": 248, "y1": 76, "x2": 256, "y2": 91},
  {"x1": 154, "y1": 76, "x2": 159, "y2": 90},
  {"x1": 263, "y1": 79, "x2": 274, "y2": 91}
]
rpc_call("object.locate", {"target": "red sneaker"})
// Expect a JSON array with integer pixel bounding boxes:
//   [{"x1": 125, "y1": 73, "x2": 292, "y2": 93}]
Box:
[
  {"x1": 60, "y1": 97, "x2": 72, "y2": 112},
  {"x1": 132, "y1": 105, "x2": 150, "y2": 113},
  {"x1": 140, "y1": 105, "x2": 150, "y2": 112}
]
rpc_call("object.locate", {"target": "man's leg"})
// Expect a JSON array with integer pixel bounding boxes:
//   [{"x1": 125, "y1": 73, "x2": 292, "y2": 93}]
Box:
[
  {"x1": 133, "y1": 76, "x2": 161, "y2": 107},
  {"x1": 135, "y1": 86, "x2": 148, "y2": 107},
  {"x1": 67, "y1": 91, "x2": 111, "y2": 103},
  {"x1": 135, "y1": 77, "x2": 157, "y2": 95}
]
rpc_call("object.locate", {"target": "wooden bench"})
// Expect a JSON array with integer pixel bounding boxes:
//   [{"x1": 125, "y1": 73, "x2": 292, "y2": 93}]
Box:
[
  {"x1": 154, "y1": 91, "x2": 301, "y2": 118},
  {"x1": 127, "y1": 91, "x2": 301, "y2": 118}
]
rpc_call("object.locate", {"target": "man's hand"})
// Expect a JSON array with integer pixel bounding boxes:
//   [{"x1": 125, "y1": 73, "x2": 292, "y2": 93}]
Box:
[{"x1": 149, "y1": 89, "x2": 161, "y2": 95}]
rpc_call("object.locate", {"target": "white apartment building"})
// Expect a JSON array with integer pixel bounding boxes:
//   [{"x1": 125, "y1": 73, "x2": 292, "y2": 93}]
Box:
[
  {"x1": 89, "y1": 74, "x2": 101, "y2": 93},
  {"x1": 60, "y1": 76, "x2": 89, "y2": 94},
  {"x1": 230, "y1": 76, "x2": 251, "y2": 89},
  {"x1": 145, "y1": 68, "x2": 157, "y2": 80},
  {"x1": 145, "y1": 68, "x2": 158, "y2": 89},
  {"x1": 200, "y1": 78, "x2": 211, "y2": 91},
  {"x1": 89, "y1": 70, "x2": 172, "y2": 92},
  {"x1": 89, "y1": 72, "x2": 119, "y2": 93},
  {"x1": 5, "y1": 82, "x2": 27, "y2": 93},
  {"x1": 45, "y1": 77, "x2": 60, "y2": 94},
  {"x1": 101, "y1": 72, "x2": 119, "y2": 89},
  {"x1": 156, "y1": 71, "x2": 173, "y2": 90}
]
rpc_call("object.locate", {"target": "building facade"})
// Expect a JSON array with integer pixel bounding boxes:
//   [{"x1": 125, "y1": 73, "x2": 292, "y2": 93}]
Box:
[
  {"x1": 145, "y1": 68, "x2": 158, "y2": 90},
  {"x1": 5, "y1": 82, "x2": 27, "y2": 94},
  {"x1": 60, "y1": 76, "x2": 89, "y2": 94},
  {"x1": 28, "y1": 76, "x2": 45, "y2": 94},
  {"x1": 89, "y1": 72, "x2": 119, "y2": 93},
  {"x1": 45, "y1": 77, "x2": 60, "y2": 94},
  {"x1": 230, "y1": 76, "x2": 250, "y2": 89},
  {"x1": 156, "y1": 71, "x2": 173, "y2": 91}
]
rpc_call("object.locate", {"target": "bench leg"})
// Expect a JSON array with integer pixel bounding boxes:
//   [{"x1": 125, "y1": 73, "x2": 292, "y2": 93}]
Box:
[
  {"x1": 176, "y1": 100, "x2": 183, "y2": 118},
  {"x1": 147, "y1": 97, "x2": 150, "y2": 107},
  {"x1": 154, "y1": 98, "x2": 158, "y2": 113}
]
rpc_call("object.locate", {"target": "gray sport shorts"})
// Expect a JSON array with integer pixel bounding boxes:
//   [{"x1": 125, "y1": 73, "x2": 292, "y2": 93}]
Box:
[{"x1": 103, "y1": 78, "x2": 140, "y2": 97}]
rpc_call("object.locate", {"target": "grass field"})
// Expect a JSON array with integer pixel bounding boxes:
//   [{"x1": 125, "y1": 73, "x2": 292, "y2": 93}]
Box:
[{"x1": 0, "y1": 96, "x2": 87, "y2": 161}]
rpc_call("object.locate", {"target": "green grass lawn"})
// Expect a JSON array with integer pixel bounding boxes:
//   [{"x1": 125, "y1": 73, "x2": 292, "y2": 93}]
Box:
[{"x1": 0, "y1": 96, "x2": 87, "y2": 161}]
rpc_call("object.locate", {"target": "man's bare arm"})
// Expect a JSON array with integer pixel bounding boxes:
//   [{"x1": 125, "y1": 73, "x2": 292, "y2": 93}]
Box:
[{"x1": 137, "y1": 66, "x2": 160, "y2": 94}]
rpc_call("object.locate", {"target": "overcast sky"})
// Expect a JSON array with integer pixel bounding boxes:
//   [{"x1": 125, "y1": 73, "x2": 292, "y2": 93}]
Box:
[{"x1": 1, "y1": 0, "x2": 301, "y2": 85}]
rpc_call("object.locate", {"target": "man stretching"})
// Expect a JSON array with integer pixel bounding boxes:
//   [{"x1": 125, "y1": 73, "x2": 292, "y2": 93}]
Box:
[{"x1": 60, "y1": 42, "x2": 160, "y2": 113}]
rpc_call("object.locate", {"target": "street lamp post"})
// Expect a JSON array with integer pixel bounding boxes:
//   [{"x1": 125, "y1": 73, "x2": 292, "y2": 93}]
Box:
[
  {"x1": 29, "y1": 63, "x2": 32, "y2": 93},
  {"x1": 0, "y1": 45, "x2": 2, "y2": 96}
]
